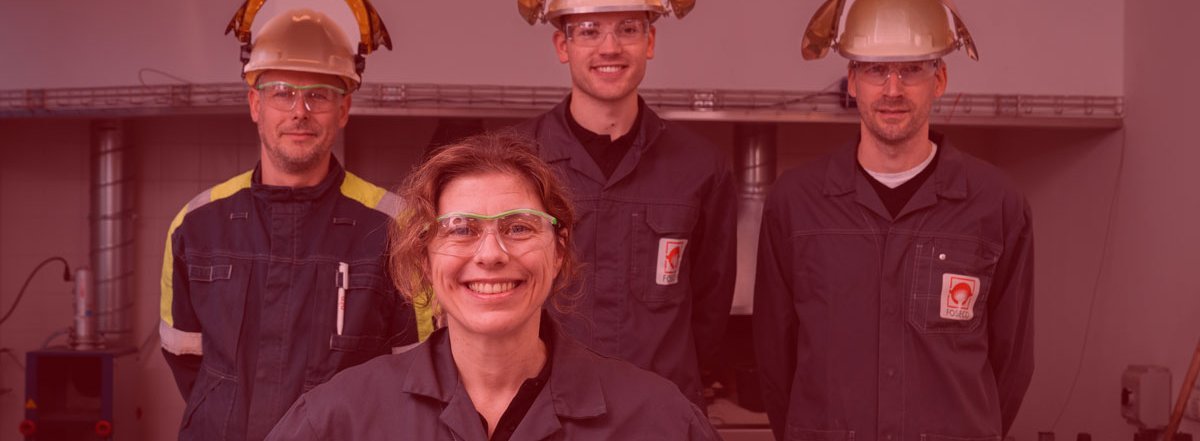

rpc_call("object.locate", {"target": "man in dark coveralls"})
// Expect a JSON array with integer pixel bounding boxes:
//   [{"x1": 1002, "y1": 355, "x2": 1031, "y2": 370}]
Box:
[
  {"x1": 160, "y1": 6, "x2": 422, "y2": 440},
  {"x1": 754, "y1": 0, "x2": 1035, "y2": 439},
  {"x1": 515, "y1": 0, "x2": 738, "y2": 410}
]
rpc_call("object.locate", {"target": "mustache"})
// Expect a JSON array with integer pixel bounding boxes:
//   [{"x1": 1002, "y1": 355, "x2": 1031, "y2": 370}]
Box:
[
  {"x1": 872, "y1": 97, "x2": 913, "y2": 111},
  {"x1": 280, "y1": 121, "x2": 319, "y2": 134}
]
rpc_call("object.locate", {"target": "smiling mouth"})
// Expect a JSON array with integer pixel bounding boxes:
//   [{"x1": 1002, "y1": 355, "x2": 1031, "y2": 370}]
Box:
[
  {"x1": 467, "y1": 281, "x2": 520, "y2": 294},
  {"x1": 593, "y1": 65, "x2": 626, "y2": 74}
]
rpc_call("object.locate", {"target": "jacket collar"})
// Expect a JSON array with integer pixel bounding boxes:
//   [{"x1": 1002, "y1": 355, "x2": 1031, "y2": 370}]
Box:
[
  {"x1": 398, "y1": 314, "x2": 608, "y2": 439},
  {"x1": 824, "y1": 132, "x2": 968, "y2": 201},
  {"x1": 536, "y1": 95, "x2": 666, "y2": 187},
  {"x1": 250, "y1": 157, "x2": 345, "y2": 202}
]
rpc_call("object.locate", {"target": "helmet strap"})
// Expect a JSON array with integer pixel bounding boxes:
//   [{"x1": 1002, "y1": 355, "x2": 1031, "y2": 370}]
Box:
[
  {"x1": 356, "y1": 43, "x2": 368, "y2": 76},
  {"x1": 239, "y1": 43, "x2": 253, "y2": 80}
]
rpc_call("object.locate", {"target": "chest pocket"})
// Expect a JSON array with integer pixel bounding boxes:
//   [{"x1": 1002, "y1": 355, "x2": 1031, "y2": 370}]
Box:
[
  {"x1": 305, "y1": 262, "x2": 396, "y2": 389},
  {"x1": 908, "y1": 237, "x2": 1000, "y2": 334},
  {"x1": 630, "y1": 205, "x2": 699, "y2": 306}
]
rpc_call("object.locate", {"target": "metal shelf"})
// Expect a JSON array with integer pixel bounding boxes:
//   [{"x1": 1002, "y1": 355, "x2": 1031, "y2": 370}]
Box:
[{"x1": 0, "y1": 82, "x2": 1123, "y2": 129}]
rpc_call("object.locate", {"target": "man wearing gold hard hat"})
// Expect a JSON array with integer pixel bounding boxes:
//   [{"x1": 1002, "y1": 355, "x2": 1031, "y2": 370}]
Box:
[
  {"x1": 159, "y1": 5, "x2": 421, "y2": 440},
  {"x1": 514, "y1": 0, "x2": 738, "y2": 412},
  {"x1": 754, "y1": 0, "x2": 1034, "y2": 440}
]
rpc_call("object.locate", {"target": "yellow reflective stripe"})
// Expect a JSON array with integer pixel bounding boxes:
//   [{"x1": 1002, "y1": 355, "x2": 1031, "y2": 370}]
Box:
[
  {"x1": 160, "y1": 205, "x2": 189, "y2": 327},
  {"x1": 211, "y1": 170, "x2": 254, "y2": 201},
  {"x1": 340, "y1": 171, "x2": 391, "y2": 214},
  {"x1": 416, "y1": 292, "x2": 436, "y2": 342},
  {"x1": 159, "y1": 170, "x2": 253, "y2": 328}
]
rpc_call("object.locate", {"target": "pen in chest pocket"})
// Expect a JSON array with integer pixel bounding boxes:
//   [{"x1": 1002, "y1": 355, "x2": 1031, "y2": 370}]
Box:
[{"x1": 336, "y1": 262, "x2": 349, "y2": 335}]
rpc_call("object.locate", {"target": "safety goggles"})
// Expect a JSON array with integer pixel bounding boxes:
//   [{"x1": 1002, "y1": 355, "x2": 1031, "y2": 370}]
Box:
[
  {"x1": 564, "y1": 18, "x2": 650, "y2": 47},
  {"x1": 254, "y1": 81, "x2": 346, "y2": 113},
  {"x1": 431, "y1": 209, "x2": 559, "y2": 257},
  {"x1": 851, "y1": 60, "x2": 941, "y2": 86}
]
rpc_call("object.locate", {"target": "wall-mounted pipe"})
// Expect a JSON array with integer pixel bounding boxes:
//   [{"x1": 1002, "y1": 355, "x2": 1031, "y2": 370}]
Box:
[
  {"x1": 735, "y1": 123, "x2": 777, "y2": 200},
  {"x1": 91, "y1": 120, "x2": 135, "y2": 348},
  {"x1": 731, "y1": 123, "x2": 777, "y2": 315}
]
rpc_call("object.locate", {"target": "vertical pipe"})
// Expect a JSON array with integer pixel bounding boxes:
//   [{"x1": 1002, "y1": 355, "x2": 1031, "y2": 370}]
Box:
[
  {"x1": 731, "y1": 123, "x2": 777, "y2": 315},
  {"x1": 735, "y1": 123, "x2": 777, "y2": 200},
  {"x1": 91, "y1": 120, "x2": 135, "y2": 348}
]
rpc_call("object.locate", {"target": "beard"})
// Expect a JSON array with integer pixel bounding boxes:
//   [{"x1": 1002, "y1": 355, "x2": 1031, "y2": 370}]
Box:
[
  {"x1": 259, "y1": 120, "x2": 329, "y2": 175},
  {"x1": 862, "y1": 96, "x2": 930, "y2": 146}
]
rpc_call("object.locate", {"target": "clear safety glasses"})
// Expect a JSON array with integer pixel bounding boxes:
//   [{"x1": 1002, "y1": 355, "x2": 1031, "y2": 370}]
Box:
[
  {"x1": 430, "y1": 209, "x2": 559, "y2": 258},
  {"x1": 254, "y1": 81, "x2": 346, "y2": 113},
  {"x1": 852, "y1": 60, "x2": 941, "y2": 86},
  {"x1": 564, "y1": 18, "x2": 650, "y2": 47}
]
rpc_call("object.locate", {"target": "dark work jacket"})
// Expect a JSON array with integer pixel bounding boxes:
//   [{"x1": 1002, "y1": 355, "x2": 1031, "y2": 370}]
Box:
[
  {"x1": 514, "y1": 97, "x2": 738, "y2": 407},
  {"x1": 753, "y1": 135, "x2": 1035, "y2": 441},
  {"x1": 264, "y1": 323, "x2": 721, "y2": 441},
  {"x1": 160, "y1": 161, "x2": 421, "y2": 441}
]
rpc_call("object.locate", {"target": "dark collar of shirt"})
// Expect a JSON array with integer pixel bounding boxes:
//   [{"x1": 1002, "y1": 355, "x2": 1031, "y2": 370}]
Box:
[
  {"x1": 478, "y1": 322, "x2": 556, "y2": 441},
  {"x1": 563, "y1": 94, "x2": 645, "y2": 180},
  {"x1": 250, "y1": 157, "x2": 343, "y2": 202},
  {"x1": 857, "y1": 141, "x2": 942, "y2": 218}
]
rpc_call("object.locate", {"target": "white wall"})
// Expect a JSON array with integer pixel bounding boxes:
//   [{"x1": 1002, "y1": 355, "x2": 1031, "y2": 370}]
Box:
[
  {"x1": 1066, "y1": 0, "x2": 1200, "y2": 436},
  {"x1": 986, "y1": 0, "x2": 1200, "y2": 437},
  {"x1": 0, "y1": 0, "x2": 1123, "y2": 95}
]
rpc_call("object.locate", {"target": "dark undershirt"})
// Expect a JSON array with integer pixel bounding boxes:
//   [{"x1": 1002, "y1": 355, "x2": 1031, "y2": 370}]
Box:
[
  {"x1": 565, "y1": 95, "x2": 644, "y2": 180},
  {"x1": 478, "y1": 334, "x2": 554, "y2": 441},
  {"x1": 858, "y1": 145, "x2": 941, "y2": 218}
]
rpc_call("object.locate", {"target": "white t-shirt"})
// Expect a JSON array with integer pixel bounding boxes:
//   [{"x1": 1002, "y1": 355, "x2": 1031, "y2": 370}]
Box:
[{"x1": 863, "y1": 142, "x2": 939, "y2": 189}]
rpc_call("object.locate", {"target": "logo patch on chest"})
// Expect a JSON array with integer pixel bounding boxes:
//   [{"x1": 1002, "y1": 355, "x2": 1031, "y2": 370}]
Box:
[
  {"x1": 940, "y1": 273, "x2": 980, "y2": 320},
  {"x1": 656, "y1": 238, "x2": 688, "y2": 285}
]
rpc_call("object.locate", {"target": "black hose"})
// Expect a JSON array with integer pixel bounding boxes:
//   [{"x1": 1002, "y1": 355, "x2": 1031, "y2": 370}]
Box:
[{"x1": 0, "y1": 257, "x2": 72, "y2": 327}]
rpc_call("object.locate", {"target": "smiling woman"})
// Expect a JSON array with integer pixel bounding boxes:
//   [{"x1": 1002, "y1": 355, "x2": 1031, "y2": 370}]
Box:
[{"x1": 264, "y1": 131, "x2": 720, "y2": 441}]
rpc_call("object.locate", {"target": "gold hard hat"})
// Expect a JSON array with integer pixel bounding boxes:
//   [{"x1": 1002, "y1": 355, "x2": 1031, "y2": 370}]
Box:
[
  {"x1": 517, "y1": 0, "x2": 695, "y2": 25},
  {"x1": 226, "y1": 1, "x2": 394, "y2": 91},
  {"x1": 242, "y1": 9, "x2": 360, "y2": 89},
  {"x1": 801, "y1": 0, "x2": 978, "y2": 62}
]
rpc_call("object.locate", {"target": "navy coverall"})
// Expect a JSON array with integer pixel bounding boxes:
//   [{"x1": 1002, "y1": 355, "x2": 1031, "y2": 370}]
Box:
[
  {"x1": 754, "y1": 136, "x2": 1035, "y2": 441},
  {"x1": 517, "y1": 97, "x2": 738, "y2": 408},
  {"x1": 265, "y1": 321, "x2": 720, "y2": 440},
  {"x1": 160, "y1": 161, "x2": 419, "y2": 441}
]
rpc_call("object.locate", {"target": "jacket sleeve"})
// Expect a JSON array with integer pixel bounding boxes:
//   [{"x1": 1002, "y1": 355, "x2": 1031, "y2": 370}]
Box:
[
  {"x1": 688, "y1": 162, "x2": 739, "y2": 367},
  {"x1": 987, "y1": 200, "x2": 1036, "y2": 435},
  {"x1": 753, "y1": 195, "x2": 798, "y2": 441},
  {"x1": 160, "y1": 212, "x2": 203, "y2": 400}
]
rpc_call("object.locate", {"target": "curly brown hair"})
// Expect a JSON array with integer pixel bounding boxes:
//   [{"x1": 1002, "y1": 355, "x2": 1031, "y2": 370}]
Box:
[{"x1": 389, "y1": 131, "x2": 578, "y2": 313}]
